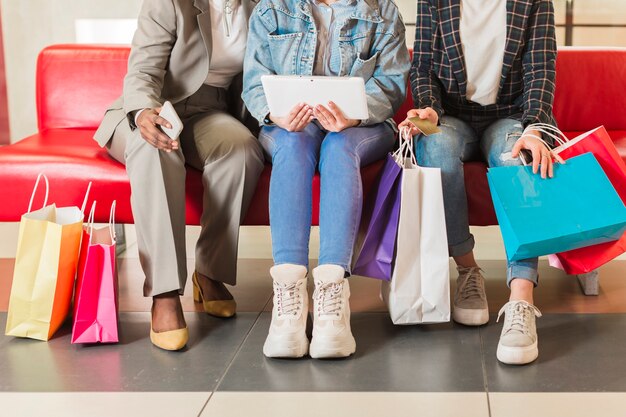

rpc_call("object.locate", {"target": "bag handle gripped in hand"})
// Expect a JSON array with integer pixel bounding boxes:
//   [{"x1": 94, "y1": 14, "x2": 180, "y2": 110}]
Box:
[
  {"x1": 522, "y1": 123, "x2": 568, "y2": 147},
  {"x1": 27, "y1": 173, "x2": 50, "y2": 213},
  {"x1": 395, "y1": 126, "x2": 417, "y2": 168}
]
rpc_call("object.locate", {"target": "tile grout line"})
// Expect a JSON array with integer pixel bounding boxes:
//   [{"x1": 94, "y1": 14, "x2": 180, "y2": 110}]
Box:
[
  {"x1": 196, "y1": 293, "x2": 273, "y2": 417},
  {"x1": 479, "y1": 326, "x2": 493, "y2": 417}
]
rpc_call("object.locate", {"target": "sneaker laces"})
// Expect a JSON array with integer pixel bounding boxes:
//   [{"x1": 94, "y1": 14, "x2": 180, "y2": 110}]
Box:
[
  {"x1": 457, "y1": 267, "x2": 485, "y2": 301},
  {"x1": 274, "y1": 280, "x2": 303, "y2": 317},
  {"x1": 497, "y1": 300, "x2": 542, "y2": 336},
  {"x1": 313, "y1": 281, "x2": 343, "y2": 318}
]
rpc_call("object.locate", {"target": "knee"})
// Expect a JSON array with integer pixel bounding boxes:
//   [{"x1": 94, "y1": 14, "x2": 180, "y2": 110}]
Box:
[
  {"x1": 231, "y1": 134, "x2": 265, "y2": 169},
  {"x1": 416, "y1": 134, "x2": 463, "y2": 172},
  {"x1": 270, "y1": 131, "x2": 319, "y2": 168},
  {"x1": 487, "y1": 132, "x2": 524, "y2": 168},
  {"x1": 319, "y1": 132, "x2": 357, "y2": 173},
  {"x1": 125, "y1": 131, "x2": 185, "y2": 174}
]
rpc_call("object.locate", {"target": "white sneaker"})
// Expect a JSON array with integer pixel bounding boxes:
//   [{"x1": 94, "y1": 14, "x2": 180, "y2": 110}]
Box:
[
  {"x1": 496, "y1": 300, "x2": 542, "y2": 365},
  {"x1": 309, "y1": 265, "x2": 356, "y2": 359},
  {"x1": 263, "y1": 264, "x2": 309, "y2": 358}
]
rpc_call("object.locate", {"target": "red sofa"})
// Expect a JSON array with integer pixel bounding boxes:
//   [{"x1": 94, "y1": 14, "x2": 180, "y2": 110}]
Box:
[{"x1": 0, "y1": 45, "x2": 625, "y2": 227}]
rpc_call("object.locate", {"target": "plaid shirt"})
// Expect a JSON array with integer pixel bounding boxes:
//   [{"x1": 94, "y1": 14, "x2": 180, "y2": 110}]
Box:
[{"x1": 409, "y1": 0, "x2": 557, "y2": 127}]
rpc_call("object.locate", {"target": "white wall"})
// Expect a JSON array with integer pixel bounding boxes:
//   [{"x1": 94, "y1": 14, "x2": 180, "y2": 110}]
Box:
[{"x1": 0, "y1": 0, "x2": 142, "y2": 142}]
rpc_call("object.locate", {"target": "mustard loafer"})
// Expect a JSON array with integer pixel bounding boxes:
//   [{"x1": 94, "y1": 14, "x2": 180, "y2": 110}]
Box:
[{"x1": 192, "y1": 272, "x2": 237, "y2": 318}]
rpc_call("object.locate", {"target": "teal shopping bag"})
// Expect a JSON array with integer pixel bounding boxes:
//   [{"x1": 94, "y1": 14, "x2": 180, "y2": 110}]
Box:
[{"x1": 487, "y1": 152, "x2": 626, "y2": 262}]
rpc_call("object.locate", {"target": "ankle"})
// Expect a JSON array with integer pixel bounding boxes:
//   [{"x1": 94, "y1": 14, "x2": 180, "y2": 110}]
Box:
[
  {"x1": 453, "y1": 251, "x2": 479, "y2": 268},
  {"x1": 152, "y1": 291, "x2": 182, "y2": 312},
  {"x1": 509, "y1": 278, "x2": 534, "y2": 304},
  {"x1": 270, "y1": 264, "x2": 308, "y2": 284}
]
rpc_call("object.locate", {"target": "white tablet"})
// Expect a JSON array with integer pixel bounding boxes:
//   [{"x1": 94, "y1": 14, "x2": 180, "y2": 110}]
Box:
[{"x1": 261, "y1": 75, "x2": 369, "y2": 121}]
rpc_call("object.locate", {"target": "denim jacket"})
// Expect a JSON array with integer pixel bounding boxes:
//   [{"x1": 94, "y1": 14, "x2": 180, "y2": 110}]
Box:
[{"x1": 242, "y1": 0, "x2": 410, "y2": 126}]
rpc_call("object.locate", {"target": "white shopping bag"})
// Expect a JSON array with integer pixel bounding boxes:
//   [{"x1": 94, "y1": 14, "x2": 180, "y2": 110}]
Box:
[{"x1": 381, "y1": 129, "x2": 450, "y2": 324}]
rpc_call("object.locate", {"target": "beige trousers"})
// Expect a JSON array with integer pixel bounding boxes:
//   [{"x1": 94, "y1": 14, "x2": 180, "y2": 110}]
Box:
[{"x1": 107, "y1": 85, "x2": 264, "y2": 297}]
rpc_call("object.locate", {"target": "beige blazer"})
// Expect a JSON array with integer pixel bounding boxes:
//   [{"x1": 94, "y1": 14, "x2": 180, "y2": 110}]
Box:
[{"x1": 94, "y1": 0, "x2": 259, "y2": 147}]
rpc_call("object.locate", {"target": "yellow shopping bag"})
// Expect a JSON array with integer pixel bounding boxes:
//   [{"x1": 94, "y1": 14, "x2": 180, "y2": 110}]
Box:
[{"x1": 5, "y1": 174, "x2": 91, "y2": 341}]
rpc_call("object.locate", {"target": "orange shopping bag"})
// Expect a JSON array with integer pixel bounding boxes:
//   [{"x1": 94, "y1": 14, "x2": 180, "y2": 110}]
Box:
[
  {"x1": 5, "y1": 174, "x2": 91, "y2": 341},
  {"x1": 72, "y1": 201, "x2": 118, "y2": 344}
]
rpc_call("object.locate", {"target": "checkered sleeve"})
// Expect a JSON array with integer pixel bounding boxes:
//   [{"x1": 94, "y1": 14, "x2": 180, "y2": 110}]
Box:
[
  {"x1": 409, "y1": 0, "x2": 444, "y2": 119},
  {"x1": 521, "y1": 0, "x2": 557, "y2": 127}
]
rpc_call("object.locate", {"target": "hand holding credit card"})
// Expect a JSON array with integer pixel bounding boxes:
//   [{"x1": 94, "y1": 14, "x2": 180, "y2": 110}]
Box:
[{"x1": 408, "y1": 116, "x2": 441, "y2": 136}]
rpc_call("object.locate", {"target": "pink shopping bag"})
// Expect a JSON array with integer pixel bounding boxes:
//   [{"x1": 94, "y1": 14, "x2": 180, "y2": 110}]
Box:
[{"x1": 71, "y1": 201, "x2": 119, "y2": 344}]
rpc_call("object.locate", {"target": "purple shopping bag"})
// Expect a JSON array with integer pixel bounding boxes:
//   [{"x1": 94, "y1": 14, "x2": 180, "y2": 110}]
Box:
[{"x1": 352, "y1": 153, "x2": 403, "y2": 281}]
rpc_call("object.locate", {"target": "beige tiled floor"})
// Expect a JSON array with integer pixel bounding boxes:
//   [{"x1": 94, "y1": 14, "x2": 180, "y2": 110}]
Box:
[
  {"x1": 202, "y1": 392, "x2": 490, "y2": 417},
  {"x1": 2, "y1": 391, "x2": 625, "y2": 417},
  {"x1": 489, "y1": 393, "x2": 626, "y2": 417},
  {"x1": 0, "y1": 392, "x2": 211, "y2": 417}
]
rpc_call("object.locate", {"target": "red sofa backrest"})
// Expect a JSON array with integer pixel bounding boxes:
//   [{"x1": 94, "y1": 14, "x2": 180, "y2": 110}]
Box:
[
  {"x1": 35, "y1": 45, "x2": 626, "y2": 133},
  {"x1": 554, "y1": 47, "x2": 626, "y2": 132},
  {"x1": 36, "y1": 44, "x2": 130, "y2": 131}
]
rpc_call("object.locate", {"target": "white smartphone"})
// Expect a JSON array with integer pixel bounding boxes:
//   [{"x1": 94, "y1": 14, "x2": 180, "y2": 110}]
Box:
[{"x1": 158, "y1": 101, "x2": 183, "y2": 140}]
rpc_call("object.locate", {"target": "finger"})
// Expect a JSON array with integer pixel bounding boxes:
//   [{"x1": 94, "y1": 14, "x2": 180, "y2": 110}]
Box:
[
  {"x1": 314, "y1": 109, "x2": 331, "y2": 130},
  {"x1": 554, "y1": 152, "x2": 566, "y2": 164},
  {"x1": 145, "y1": 125, "x2": 172, "y2": 150},
  {"x1": 316, "y1": 104, "x2": 335, "y2": 123},
  {"x1": 290, "y1": 105, "x2": 310, "y2": 130},
  {"x1": 153, "y1": 115, "x2": 172, "y2": 129},
  {"x1": 316, "y1": 105, "x2": 336, "y2": 129},
  {"x1": 287, "y1": 103, "x2": 305, "y2": 124},
  {"x1": 299, "y1": 115, "x2": 315, "y2": 131},
  {"x1": 540, "y1": 153, "x2": 549, "y2": 179},
  {"x1": 548, "y1": 155, "x2": 554, "y2": 178},
  {"x1": 511, "y1": 139, "x2": 523, "y2": 158},
  {"x1": 406, "y1": 109, "x2": 420, "y2": 118},
  {"x1": 328, "y1": 101, "x2": 346, "y2": 121},
  {"x1": 400, "y1": 120, "x2": 419, "y2": 136},
  {"x1": 415, "y1": 109, "x2": 430, "y2": 119},
  {"x1": 295, "y1": 110, "x2": 313, "y2": 131},
  {"x1": 531, "y1": 146, "x2": 541, "y2": 174}
]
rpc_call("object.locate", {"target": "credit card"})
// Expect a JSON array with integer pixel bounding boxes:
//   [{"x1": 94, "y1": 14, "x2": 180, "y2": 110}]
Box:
[{"x1": 408, "y1": 116, "x2": 441, "y2": 136}]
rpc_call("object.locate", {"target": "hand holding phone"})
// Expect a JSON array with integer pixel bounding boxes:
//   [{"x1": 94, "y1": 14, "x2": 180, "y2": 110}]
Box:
[
  {"x1": 158, "y1": 101, "x2": 183, "y2": 140},
  {"x1": 136, "y1": 103, "x2": 182, "y2": 152}
]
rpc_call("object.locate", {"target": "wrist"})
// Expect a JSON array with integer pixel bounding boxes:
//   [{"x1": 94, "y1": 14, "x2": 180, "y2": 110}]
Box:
[{"x1": 134, "y1": 108, "x2": 149, "y2": 126}]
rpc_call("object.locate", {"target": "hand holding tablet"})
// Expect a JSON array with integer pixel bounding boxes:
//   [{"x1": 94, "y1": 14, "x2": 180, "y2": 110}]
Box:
[{"x1": 262, "y1": 75, "x2": 369, "y2": 121}]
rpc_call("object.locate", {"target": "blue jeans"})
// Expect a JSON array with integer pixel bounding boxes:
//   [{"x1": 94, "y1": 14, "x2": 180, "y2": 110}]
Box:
[
  {"x1": 259, "y1": 122, "x2": 395, "y2": 272},
  {"x1": 414, "y1": 115, "x2": 539, "y2": 287}
]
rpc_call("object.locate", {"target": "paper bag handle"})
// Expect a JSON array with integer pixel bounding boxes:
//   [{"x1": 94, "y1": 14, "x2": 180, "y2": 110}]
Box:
[
  {"x1": 397, "y1": 126, "x2": 417, "y2": 167},
  {"x1": 523, "y1": 123, "x2": 568, "y2": 147},
  {"x1": 80, "y1": 182, "x2": 92, "y2": 216},
  {"x1": 86, "y1": 201, "x2": 97, "y2": 245},
  {"x1": 108, "y1": 201, "x2": 117, "y2": 244},
  {"x1": 86, "y1": 200, "x2": 116, "y2": 245},
  {"x1": 27, "y1": 173, "x2": 50, "y2": 213}
]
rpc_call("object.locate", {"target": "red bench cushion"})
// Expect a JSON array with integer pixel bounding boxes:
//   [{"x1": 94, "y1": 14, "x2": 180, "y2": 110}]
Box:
[{"x1": 0, "y1": 45, "x2": 624, "y2": 226}]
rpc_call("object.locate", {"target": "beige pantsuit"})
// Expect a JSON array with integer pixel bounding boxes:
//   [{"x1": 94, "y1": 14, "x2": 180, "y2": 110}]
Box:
[{"x1": 94, "y1": 0, "x2": 264, "y2": 296}]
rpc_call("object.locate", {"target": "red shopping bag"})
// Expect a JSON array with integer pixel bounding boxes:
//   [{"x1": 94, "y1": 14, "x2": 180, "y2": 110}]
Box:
[
  {"x1": 550, "y1": 126, "x2": 626, "y2": 274},
  {"x1": 71, "y1": 201, "x2": 119, "y2": 344}
]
